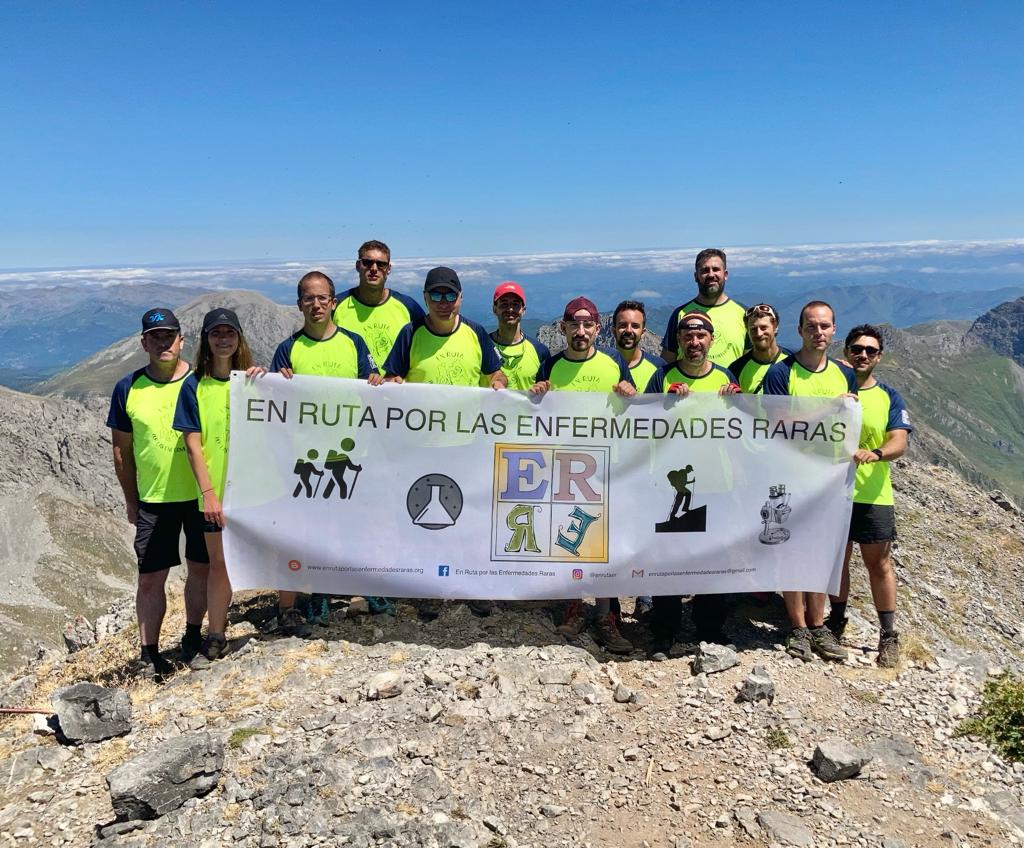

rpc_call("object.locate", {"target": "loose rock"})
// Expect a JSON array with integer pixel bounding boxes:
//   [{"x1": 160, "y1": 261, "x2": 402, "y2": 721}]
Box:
[
  {"x1": 51, "y1": 682, "x2": 131, "y2": 744},
  {"x1": 812, "y1": 737, "x2": 872, "y2": 783},
  {"x1": 692, "y1": 641, "x2": 738, "y2": 675}
]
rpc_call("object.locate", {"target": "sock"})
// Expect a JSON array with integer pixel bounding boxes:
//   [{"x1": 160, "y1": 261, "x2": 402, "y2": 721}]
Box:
[
  {"x1": 828, "y1": 601, "x2": 847, "y2": 623},
  {"x1": 184, "y1": 623, "x2": 202, "y2": 643},
  {"x1": 141, "y1": 644, "x2": 173, "y2": 674},
  {"x1": 878, "y1": 610, "x2": 896, "y2": 634}
]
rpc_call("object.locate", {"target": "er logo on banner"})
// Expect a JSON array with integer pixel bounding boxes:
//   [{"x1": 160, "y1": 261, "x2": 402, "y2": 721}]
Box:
[{"x1": 491, "y1": 444, "x2": 609, "y2": 563}]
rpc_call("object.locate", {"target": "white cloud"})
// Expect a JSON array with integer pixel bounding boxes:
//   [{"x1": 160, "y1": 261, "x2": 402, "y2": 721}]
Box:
[
  {"x1": 2, "y1": 237, "x2": 1021, "y2": 291},
  {"x1": 631, "y1": 289, "x2": 663, "y2": 298}
]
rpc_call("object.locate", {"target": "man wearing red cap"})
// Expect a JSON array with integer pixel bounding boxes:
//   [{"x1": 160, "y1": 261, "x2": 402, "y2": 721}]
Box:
[
  {"x1": 531, "y1": 297, "x2": 636, "y2": 653},
  {"x1": 488, "y1": 282, "x2": 551, "y2": 389}
]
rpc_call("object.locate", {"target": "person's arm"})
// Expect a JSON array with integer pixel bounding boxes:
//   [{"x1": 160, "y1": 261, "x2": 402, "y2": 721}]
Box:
[
  {"x1": 183, "y1": 431, "x2": 223, "y2": 526},
  {"x1": 486, "y1": 370, "x2": 508, "y2": 390},
  {"x1": 270, "y1": 339, "x2": 294, "y2": 379},
  {"x1": 853, "y1": 428, "x2": 909, "y2": 465},
  {"x1": 660, "y1": 309, "x2": 679, "y2": 364},
  {"x1": 529, "y1": 379, "x2": 551, "y2": 396},
  {"x1": 111, "y1": 429, "x2": 140, "y2": 525},
  {"x1": 613, "y1": 380, "x2": 636, "y2": 397},
  {"x1": 382, "y1": 324, "x2": 413, "y2": 383},
  {"x1": 351, "y1": 331, "x2": 382, "y2": 385}
]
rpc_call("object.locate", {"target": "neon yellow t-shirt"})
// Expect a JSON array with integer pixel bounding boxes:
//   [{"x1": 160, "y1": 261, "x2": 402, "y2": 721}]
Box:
[
  {"x1": 662, "y1": 298, "x2": 748, "y2": 366},
  {"x1": 173, "y1": 373, "x2": 230, "y2": 510},
  {"x1": 333, "y1": 288, "x2": 426, "y2": 366}
]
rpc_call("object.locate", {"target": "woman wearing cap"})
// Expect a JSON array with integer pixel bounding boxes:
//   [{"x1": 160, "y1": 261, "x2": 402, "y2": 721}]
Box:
[{"x1": 173, "y1": 308, "x2": 265, "y2": 660}]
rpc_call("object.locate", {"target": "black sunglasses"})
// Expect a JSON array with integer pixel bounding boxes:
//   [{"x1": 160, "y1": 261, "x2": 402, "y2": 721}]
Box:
[
  {"x1": 358, "y1": 258, "x2": 389, "y2": 270},
  {"x1": 848, "y1": 344, "x2": 880, "y2": 356}
]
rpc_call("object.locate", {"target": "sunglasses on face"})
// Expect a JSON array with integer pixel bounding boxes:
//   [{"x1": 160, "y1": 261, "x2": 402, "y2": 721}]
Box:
[
  {"x1": 848, "y1": 344, "x2": 880, "y2": 356},
  {"x1": 359, "y1": 258, "x2": 389, "y2": 270},
  {"x1": 428, "y1": 291, "x2": 459, "y2": 303}
]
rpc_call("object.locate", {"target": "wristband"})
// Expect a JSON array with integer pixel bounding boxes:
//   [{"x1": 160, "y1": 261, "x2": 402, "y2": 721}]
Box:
[
  {"x1": 871, "y1": 448, "x2": 883, "y2": 461},
  {"x1": 202, "y1": 487, "x2": 215, "y2": 495}
]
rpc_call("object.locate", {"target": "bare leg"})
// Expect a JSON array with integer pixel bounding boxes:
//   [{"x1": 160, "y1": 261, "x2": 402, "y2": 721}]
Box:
[
  {"x1": 804, "y1": 592, "x2": 827, "y2": 628},
  {"x1": 279, "y1": 590, "x2": 298, "y2": 611},
  {"x1": 137, "y1": 569, "x2": 170, "y2": 646},
  {"x1": 830, "y1": 541, "x2": 854, "y2": 605},
  {"x1": 204, "y1": 533, "x2": 232, "y2": 635},
  {"x1": 184, "y1": 559, "x2": 209, "y2": 627},
  {"x1": 783, "y1": 591, "x2": 806, "y2": 629},
  {"x1": 861, "y1": 541, "x2": 896, "y2": 612}
]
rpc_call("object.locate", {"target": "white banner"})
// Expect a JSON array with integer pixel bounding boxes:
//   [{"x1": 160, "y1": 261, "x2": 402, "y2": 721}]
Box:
[{"x1": 223, "y1": 374, "x2": 860, "y2": 599}]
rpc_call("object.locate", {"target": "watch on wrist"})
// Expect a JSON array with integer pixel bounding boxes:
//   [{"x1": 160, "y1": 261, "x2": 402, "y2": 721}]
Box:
[{"x1": 871, "y1": 448, "x2": 884, "y2": 460}]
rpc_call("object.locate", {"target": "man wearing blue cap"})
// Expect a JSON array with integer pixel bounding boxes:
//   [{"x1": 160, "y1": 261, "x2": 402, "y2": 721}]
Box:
[{"x1": 107, "y1": 308, "x2": 210, "y2": 677}]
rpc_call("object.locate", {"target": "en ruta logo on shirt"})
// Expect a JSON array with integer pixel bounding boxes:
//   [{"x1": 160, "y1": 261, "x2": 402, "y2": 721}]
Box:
[{"x1": 491, "y1": 444, "x2": 609, "y2": 563}]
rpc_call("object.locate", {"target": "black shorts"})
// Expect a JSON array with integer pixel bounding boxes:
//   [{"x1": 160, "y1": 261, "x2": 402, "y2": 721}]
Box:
[
  {"x1": 848, "y1": 502, "x2": 896, "y2": 544},
  {"x1": 134, "y1": 500, "x2": 210, "y2": 573}
]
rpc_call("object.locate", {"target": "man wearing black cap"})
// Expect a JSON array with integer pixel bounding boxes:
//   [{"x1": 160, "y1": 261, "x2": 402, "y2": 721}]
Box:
[
  {"x1": 383, "y1": 267, "x2": 506, "y2": 388},
  {"x1": 644, "y1": 312, "x2": 740, "y2": 658},
  {"x1": 531, "y1": 297, "x2": 636, "y2": 654},
  {"x1": 107, "y1": 308, "x2": 210, "y2": 677}
]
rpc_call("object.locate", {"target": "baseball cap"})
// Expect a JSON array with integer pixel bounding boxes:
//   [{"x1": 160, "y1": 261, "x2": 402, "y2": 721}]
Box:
[
  {"x1": 493, "y1": 281, "x2": 525, "y2": 303},
  {"x1": 562, "y1": 296, "x2": 600, "y2": 322},
  {"x1": 678, "y1": 312, "x2": 714, "y2": 333},
  {"x1": 423, "y1": 266, "x2": 462, "y2": 293},
  {"x1": 202, "y1": 308, "x2": 242, "y2": 334},
  {"x1": 141, "y1": 308, "x2": 181, "y2": 334}
]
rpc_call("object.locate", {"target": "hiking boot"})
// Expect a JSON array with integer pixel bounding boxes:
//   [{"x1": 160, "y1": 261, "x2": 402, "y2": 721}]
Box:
[
  {"x1": 826, "y1": 615, "x2": 849, "y2": 641},
  {"x1": 809, "y1": 625, "x2": 848, "y2": 662},
  {"x1": 180, "y1": 631, "x2": 203, "y2": 663},
  {"x1": 203, "y1": 633, "x2": 228, "y2": 661},
  {"x1": 786, "y1": 627, "x2": 814, "y2": 663},
  {"x1": 592, "y1": 613, "x2": 633, "y2": 654},
  {"x1": 877, "y1": 630, "x2": 900, "y2": 668},
  {"x1": 648, "y1": 635, "x2": 674, "y2": 661},
  {"x1": 634, "y1": 596, "x2": 653, "y2": 617},
  {"x1": 367, "y1": 596, "x2": 396, "y2": 616},
  {"x1": 278, "y1": 607, "x2": 312, "y2": 637},
  {"x1": 467, "y1": 599, "x2": 496, "y2": 617},
  {"x1": 556, "y1": 601, "x2": 587, "y2": 637}
]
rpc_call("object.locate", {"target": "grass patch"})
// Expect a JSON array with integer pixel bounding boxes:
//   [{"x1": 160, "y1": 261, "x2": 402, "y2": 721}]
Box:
[
  {"x1": 765, "y1": 728, "x2": 791, "y2": 750},
  {"x1": 956, "y1": 674, "x2": 1024, "y2": 762},
  {"x1": 851, "y1": 689, "x2": 881, "y2": 704},
  {"x1": 228, "y1": 727, "x2": 270, "y2": 750},
  {"x1": 902, "y1": 631, "x2": 934, "y2": 666}
]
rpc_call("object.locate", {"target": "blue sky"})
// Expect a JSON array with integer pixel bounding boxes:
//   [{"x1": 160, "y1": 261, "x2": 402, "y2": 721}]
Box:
[{"x1": 1, "y1": 2, "x2": 1022, "y2": 267}]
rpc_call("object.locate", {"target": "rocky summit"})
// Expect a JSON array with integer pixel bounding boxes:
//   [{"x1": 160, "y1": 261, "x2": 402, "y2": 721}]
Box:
[{"x1": 1, "y1": 458, "x2": 1023, "y2": 847}]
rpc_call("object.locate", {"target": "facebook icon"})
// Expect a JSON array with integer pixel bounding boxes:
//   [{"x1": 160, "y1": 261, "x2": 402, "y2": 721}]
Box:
[{"x1": 437, "y1": 565, "x2": 450, "y2": 577}]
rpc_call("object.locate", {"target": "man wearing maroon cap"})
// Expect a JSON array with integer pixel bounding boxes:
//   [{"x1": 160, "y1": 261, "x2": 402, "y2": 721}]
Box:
[
  {"x1": 488, "y1": 281, "x2": 551, "y2": 390},
  {"x1": 531, "y1": 297, "x2": 636, "y2": 654}
]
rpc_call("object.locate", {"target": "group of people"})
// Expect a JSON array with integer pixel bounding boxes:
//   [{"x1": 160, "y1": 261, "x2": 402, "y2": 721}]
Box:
[{"x1": 107, "y1": 242, "x2": 911, "y2": 677}]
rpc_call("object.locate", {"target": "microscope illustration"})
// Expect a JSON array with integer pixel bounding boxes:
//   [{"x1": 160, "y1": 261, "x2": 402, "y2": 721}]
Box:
[{"x1": 758, "y1": 484, "x2": 792, "y2": 545}]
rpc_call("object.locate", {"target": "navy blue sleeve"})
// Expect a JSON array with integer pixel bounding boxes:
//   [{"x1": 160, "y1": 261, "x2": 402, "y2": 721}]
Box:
[
  {"x1": 883, "y1": 384, "x2": 913, "y2": 432},
  {"x1": 343, "y1": 328, "x2": 379, "y2": 379},
  {"x1": 393, "y1": 290, "x2": 426, "y2": 324},
  {"x1": 271, "y1": 336, "x2": 295, "y2": 373},
  {"x1": 383, "y1": 323, "x2": 414, "y2": 377},
  {"x1": 608, "y1": 349, "x2": 634, "y2": 386},
  {"x1": 471, "y1": 320, "x2": 504, "y2": 374},
  {"x1": 531, "y1": 338, "x2": 551, "y2": 365},
  {"x1": 644, "y1": 366, "x2": 668, "y2": 394},
  {"x1": 646, "y1": 353, "x2": 667, "y2": 369},
  {"x1": 172, "y1": 373, "x2": 202, "y2": 433},
  {"x1": 715, "y1": 364, "x2": 739, "y2": 384},
  {"x1": 761, "y1": 362, "x2": 791, "y2": 395},
  {"x1": 661, "y1": 307, "x2": 681, "y2": 354},
  {"x1": 106, "y1": 372, "x2": 135, "y2": 431},
  {"x1": 535, "y1": 352, "x2": 561, "y2": 382},
  {"x1": 837, "y1": 361, "x2": 858, "y2": 394},
  {"x1": 728, "y1": 353, "x2": 749, "y2": 377}
]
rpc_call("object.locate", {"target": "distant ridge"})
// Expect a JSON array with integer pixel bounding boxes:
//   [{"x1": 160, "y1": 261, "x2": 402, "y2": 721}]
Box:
[{"x1": 40, "y1": 290, "x2": 300, "y2": 400}]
